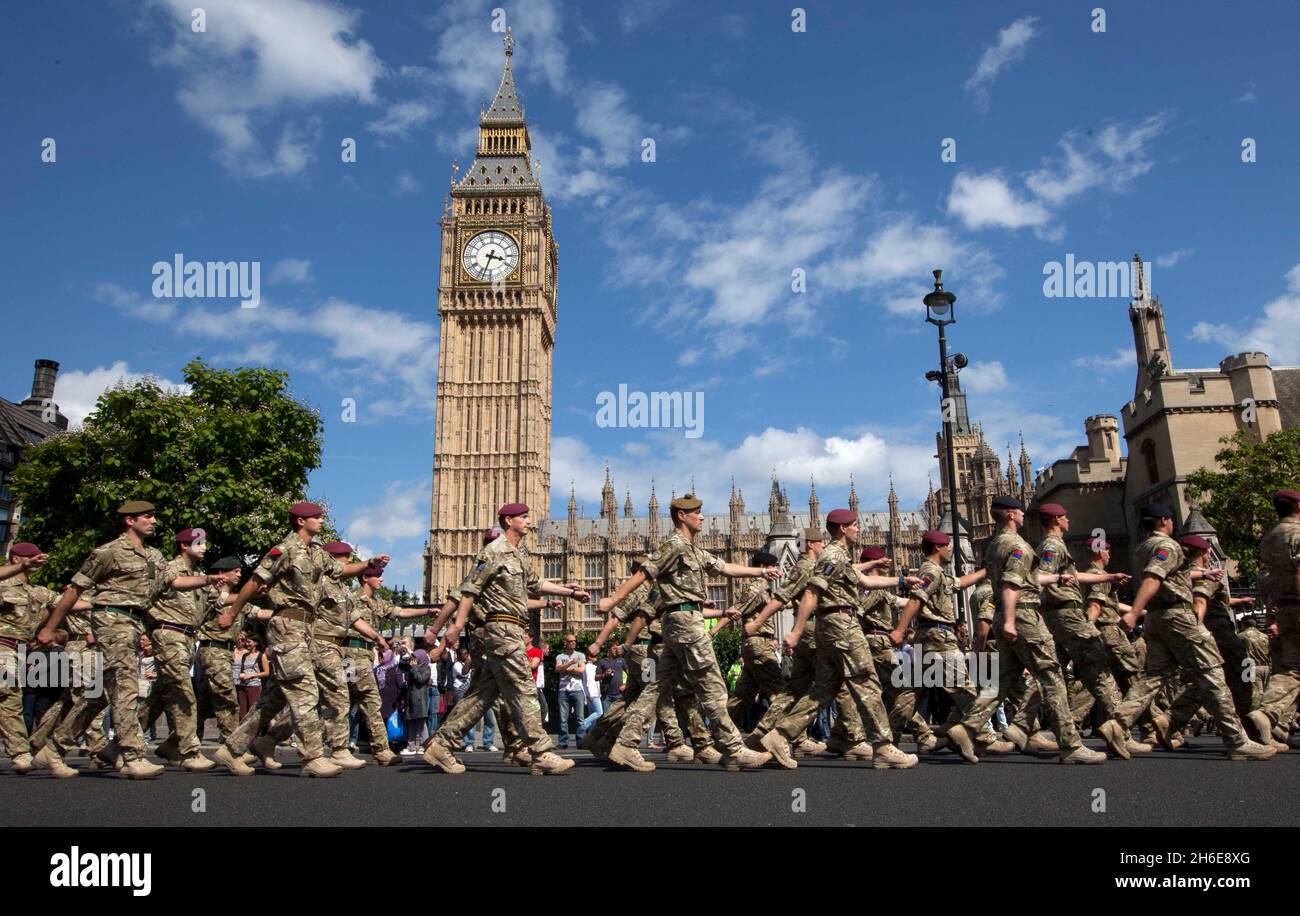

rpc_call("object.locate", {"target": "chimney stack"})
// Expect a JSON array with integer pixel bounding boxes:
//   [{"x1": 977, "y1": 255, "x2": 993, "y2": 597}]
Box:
[{"x1": 20, "y1": 359, "x2": 67, "y2": 429}]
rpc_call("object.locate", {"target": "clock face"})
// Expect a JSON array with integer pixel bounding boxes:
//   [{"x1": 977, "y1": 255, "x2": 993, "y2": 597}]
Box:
[{"x1": 462, "y1": 230, "x2": 520, "y2": 282}]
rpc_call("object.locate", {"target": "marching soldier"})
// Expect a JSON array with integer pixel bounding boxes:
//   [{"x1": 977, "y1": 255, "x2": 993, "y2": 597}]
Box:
[
  {"x1": 212, "y1": 501, "x2": 389, "y2": 777},
  {"x1": 424, "y1": 503, "x2": 585, "y2": 775},
  {"x1": 598, "y1": 494, "x2": 776, "y2": 773},
  {"x1": 776, "y1": 508, "x2": 920, "y2": 769},
  {"x1": 0, "y1": 543, "x2": 65, "y2": 773},
  {"x1": 1096, "y1": 505, "x2": 1274, "y2": 760},
  {"x1": 34, "y1": 501, "x2": 225, "y2": 779},
  {"x1": 194, "y1": 558, "x2": 270, "y2": 745},
  {"x1": 719, "y1": 551, "x2": 783, "y2": 730},
  {"x1": 1244, "y1": 488, "x2": 1300, "y2": 747},
  {"x1": 139, "y1": 528, "x2": 219, "y2": 771}
]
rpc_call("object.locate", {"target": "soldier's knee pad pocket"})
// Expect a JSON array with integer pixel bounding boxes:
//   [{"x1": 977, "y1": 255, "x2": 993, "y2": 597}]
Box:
[{"x1": 270, "y1": 644, "x2": 311, "y2": 682}]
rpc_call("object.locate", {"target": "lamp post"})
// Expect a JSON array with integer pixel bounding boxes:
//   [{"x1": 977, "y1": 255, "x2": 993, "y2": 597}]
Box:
[{"x1": 924, "y1": 269, "x2": 969, "y2": 630}]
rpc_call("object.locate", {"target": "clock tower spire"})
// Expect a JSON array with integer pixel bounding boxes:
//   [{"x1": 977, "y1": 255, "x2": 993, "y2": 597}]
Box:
[{"x1": 424, "y1": 30, "x2": 559, "y2": 601}]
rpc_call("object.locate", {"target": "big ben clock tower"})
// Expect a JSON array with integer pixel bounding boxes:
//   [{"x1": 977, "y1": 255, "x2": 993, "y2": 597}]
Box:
[{"x1": 424, "y1": 30, "x2": 558, "y2": 600}]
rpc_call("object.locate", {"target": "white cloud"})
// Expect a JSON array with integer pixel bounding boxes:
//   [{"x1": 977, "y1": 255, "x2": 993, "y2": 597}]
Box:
[
  {"x1": 395, "y1": 171, "x2": 422, "y2": 195},
  {"x1": 269, "y1": 258, "x2": 312, "y2": 285},
  {"x1": 426, "y1": 0, "x2": 569, "y2": 105},
  {"x1": 54, "y1": 361, "x2": 192, "y2": 427},
  {"x1": 1192, "y1": 263, "x2": 1300, "y2": 364},
  {"x1": 1156, "y1": 248, "x2": 1193, "y2": 269},
  {"x1": 367, "y1": 99, "x2": 436, "y2": 138},
  {"x1": 1234, "y1": 82, "x2": 1258, "y2": 104},
  {"x1": 346, "y1": 480, "x2": 429, "y2": 542},
  {"x1": 619, "y1": 0, "x2": 673, "y2": 34},
  {"x1": 148, "y1": 0, "x2": 385, "y2": 177},
  {"x1": 962, "y1": 361, "x2": 1009, "y2": 394},
  {"x1": 1072, "y1": 346, "x2": 1136, "y2": 372},
  {"x1": 947, "y1": 172, "x2": 1051, "y2": 231},
  {"x1": 964, "y1": 16, "x2": 1039, "y2": 108}
]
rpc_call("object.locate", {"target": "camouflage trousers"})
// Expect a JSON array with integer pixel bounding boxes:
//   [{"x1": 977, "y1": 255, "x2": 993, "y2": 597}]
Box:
[
  {"x1": 775, "y1": 611, "x2": 891, "y2": 747},
  {"x1": 1201, "y1": 620, "x2": 1256, "y2": 719},
  {"x1": 588, "y1": 640, "x2": 685, "y2": 748},
  {"x1": 343, "y1": 646, "x2": 389, "y2": 751},
  {"x1": 458, "y1": 633, "x2": 521, "y2": 752},
  {"x1": 196, "y1": 646, "x2": 239, "y2": 741},
  {"x1": 615, "y1": 610, "x2": 742, "y2": 754},
  {"x1": 138, "y1": 627, "x2": 202, "y2": 755},
  {"x1": 311, "y1": 637, "x2": 354, "y2": 752},
  {"x1": 1041, "y1": 603, "x2": 1123, "y2": 726},
  {"x1": 29, "y1": 639, "x2": 107, "y2": 755},
  {"x1": 963, "y1": 606, "x2": 1084, "y2": 752},
  {"x1": 51, "y1": 611, "x2": 149, "y2": 762},
  {"x1": 225, "y1": 617, "x2": 327, "y2": 761},
  {"x1": 865, "y1": 632, "x2": 933, "y2": 743},
  {"x1": 1258, "y1": 602, "x2": 1300, "y2": 728},
  {"x1": 752, "y1": 631, "x2": 864, "y2": 744},
  {"x1": 726, "y1": 635, "x2": 784, "y2": 729},
  {"x1": 893, "y1": 627, "x2": 983, "y2": 738},
  {"x1": 434, "y1": 622, "x2": 550, "y2": 757},
  {"x1": 0, "y1": 645, "x2": 32, "y2": 757},
  {"x1": 1111, "y1": 606, "x2": 1244, "y2": 745}
]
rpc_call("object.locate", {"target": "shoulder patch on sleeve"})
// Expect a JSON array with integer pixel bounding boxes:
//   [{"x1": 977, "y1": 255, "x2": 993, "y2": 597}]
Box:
[
  {"x1": 1153, "y1": 548, "x2": 1170, "y2": 562},
  {"x1": 1042, "y1": 549, "x2": 1056, "y2": 563},
  {"x1": 268, "y1": 548, "x2": 282, "y2": 558},
  {"x1": 1010, "y1": 548, "x2": 1024, "y2": 560}
]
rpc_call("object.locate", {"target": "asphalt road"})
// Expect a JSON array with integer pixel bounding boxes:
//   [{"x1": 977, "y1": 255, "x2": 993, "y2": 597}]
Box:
[{"x1": 1, "y1": 736, "x2": 1294, "y2": 827}]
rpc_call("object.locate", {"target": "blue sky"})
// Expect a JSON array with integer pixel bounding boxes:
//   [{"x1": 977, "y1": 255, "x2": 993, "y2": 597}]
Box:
[{"x1": 5, "y1": 0, "x2": 1298, "y2": 591}]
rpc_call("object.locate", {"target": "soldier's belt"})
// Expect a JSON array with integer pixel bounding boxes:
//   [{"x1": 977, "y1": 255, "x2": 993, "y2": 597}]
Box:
[
  {"x1": 275, "y1": 607, "x2": 313, "y2": 623},
  {"x1": 0, "y1": 635, "x2": 22, "y2": 650},
  {"x1": 815, "y1": 605, "x2": 856, "y2": 616},
  {"x1": 1045, "y1": 601, "x2": 1083, "y2": 611},
  {"x1": 1151, "y1": 602, "x2": 1193, "y2": 613},
  {"x1": 486, "y1": 614, "x2": 528, "y2": 628},
  {"x1": 151, "y1": 620, "x2": 198, "y2": 637},
  {"x1": 198, "y1": 639, "x2": 235, "y2": 651},
  {"x1": 916, "y1": 620, "x2": 955, "y2": 632},
  {"x1": 664, "y1": 601, "x2": 704, "y2": 614},
  {"x1": 346, "y1": 638, "x2": 372, "y2": 650},
  {"x1": 312, "y1": 632, "x2": 348, "y2": 646},
  {"x1": 865, "y1": 628, "x2": 894, "y2": 638},
  {"x1": 97, "y1": 605, "x2": 149, "y2": 624}
]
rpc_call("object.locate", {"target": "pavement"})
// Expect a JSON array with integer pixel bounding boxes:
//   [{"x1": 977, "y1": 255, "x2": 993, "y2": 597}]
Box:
[{"x1": 1, "y1": 736, "x2": 1294, "y2": 827}]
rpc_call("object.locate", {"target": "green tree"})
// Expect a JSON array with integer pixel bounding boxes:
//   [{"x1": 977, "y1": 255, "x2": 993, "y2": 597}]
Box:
[
  {"x1": 13, "y1": 358, "x2": 324, "y2": 585},
  {"x1": 1185, "y1": 429, "x2": 1300, "y2": 581},
  {"x1": 712, "y1": 624, "x2": 743, "y2": 680}
]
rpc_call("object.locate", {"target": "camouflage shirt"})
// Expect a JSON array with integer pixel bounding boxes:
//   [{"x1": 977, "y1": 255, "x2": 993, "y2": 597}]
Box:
[
  {"x1": 859, "y1": 587, "x2": 895, "y2": 630},
  {"x1": 807, "y1": 543, "x2": 862, "y2": 609},
  {"x1": 1038, "y1": 534, "x2": 1083, "y2": 606},
  {"x1": 149, "y1": 556, "x2": 210, "y2": 626},
  {"x1": 71, "y1": 534, "x2": 168, "y2": 610},
  {"x1": 1084, "y1": 565, "x2": 1121, "y2": 625},
  {"x1": 775, "y1": 554, "x2": 819, "y2": 638},
  {"x1": 461, "y1": 535, "x2": 539, "y2": 619},
  {"x1": 0, "y1": 580, "x2": 57, "y2": 640},
  {"x1": 1135, "y1": 533, "x2": 1193, "y2": 608},
  {"x1": 985, "y1": 530, "x2": 1041, "y2": 610},
  {"x1": 911, "y1": 558, "x2": 958, "y2": 625},
  {"x1": 734, "y1": 578, "x2": 775, "y2": 638},
  {"x1": 352, "y1": 592, "x2": 399, "y2": 634},
  {"x1": 314, "y1": 575, "x2": 356, "y2": 638},
  {"x1": 1193, "y1": 575, "x2": 1236, "y2": 633},
  {"x1": 641, "y1": 531, "x2": 726, "y2": 606},
  {"x1": 253, "y1": 533, "x2": 345, "y2": 616},
  {"x1": 1259, "y1": 518, "x2": 1300, "y2": 604},
  {"x1": 197, "y1": 593, "x2": 252, "y2": 643},
  {"x1": 971, "y1": 581, "x2": 995, "y2": 625}
]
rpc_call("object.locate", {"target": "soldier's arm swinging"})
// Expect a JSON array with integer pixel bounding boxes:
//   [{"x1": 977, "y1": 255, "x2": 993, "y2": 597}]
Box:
[
  {"x1": 784, "y1": 588, "x2": 818, "y2": 650},
  {"x1": 588, "y1": 612, "x2": 622, "y2": 657},
  {"x1": 972, "y1": 619, "x2": 991, "y2": 654},
  {"x1": 957, "y1": 567, "x2": 987, "y2": 588},
  {"x1": 1000, "y1": 584, "x2": 1019, "y2": 642},
  {"x1": 622, "y1": 613, "x2": 646, "y2": 648},
  {"x1": 0, "y1": 553, "x2": 48, "y2": 581},
  {"x1": 722, "y1": 562, "x2": 782, "y2": 581},
  {"x1": 217, "y1": 576, "x2": 263, "y2": 630},
  {"x1": 744, "y1": 595, "x2": 785, "y2": 638},
  {"x1": 1085, "y1": 599, "x2": 1103, "y2": 624},
  {"x1": 599, "y1": 569, "x2": 648, "y2": 613},
  {"x1": 1121, "y1": 575, "x2": 1164, "y2": 631},
  {"x1": 891, "y1": 595, "x2": 923, "y2": 645},
  {"x1": 1192, "y1": 593, "x2": 1208, "y2": 624},
  {"x1": 36, "y1": 584, "x2": 84, "y2": 646}
]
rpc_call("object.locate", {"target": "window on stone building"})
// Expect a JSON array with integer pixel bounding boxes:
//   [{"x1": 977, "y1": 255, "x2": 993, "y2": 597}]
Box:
[
  {"x1": 584, "y1": 588, "x2": 604, "y2": 621},
  {"x1": 708, "y1": 584, "x2": 728, "y2": 609},
  {"x1": 1141, "y1": 439, "x2": 1160, "y2": 485},
  {"x1": 544, "y1": 556, "x2": 563, "y2": 580},
  {"x1": 584, "y1": 556, "x2": 605, "y2": 579}
]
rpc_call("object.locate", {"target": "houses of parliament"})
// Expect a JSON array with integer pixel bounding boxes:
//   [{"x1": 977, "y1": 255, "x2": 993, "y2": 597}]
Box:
[{"x1": 419, "y1": 33, "x2": 1034, "y2": 635}]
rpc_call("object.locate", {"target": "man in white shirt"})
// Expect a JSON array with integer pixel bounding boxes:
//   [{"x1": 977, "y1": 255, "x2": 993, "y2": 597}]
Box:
[{"x1": 554, "y1": 634, "x2": 586, "y2": 749}]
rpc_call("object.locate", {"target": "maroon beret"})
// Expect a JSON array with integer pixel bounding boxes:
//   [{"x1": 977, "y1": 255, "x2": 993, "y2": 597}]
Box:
[
  {"x1": 921, "y1": 530, "x2": 951, "y2": 548},
  {"x1": 323, "y1": 541, "x2": 353, "y2": 556},
  {"x1": 10, "y1": 542, "x2": 41, "y2": 558},
  {"x1": 1037, "y1": 503, "x2": 1067, "y2": 518},
  {"x1": 482, "y1": 527, "x2": 503, "y2": 545},
  {"x1": 498, "y1": 502, "x2": 529, "y2": 518},
  {"x1": 1179, "y1": 534, "x2": 1212, "y2": 552},
  {"x1": 289, "y1": 501, "x2": 324, "y2": 518},
  {"x1": 825, "y1": 508, "x2": 856, "y2": 526},
  {"x1": 1273, "y1": 489, "x2": 1300, "y2": 503},
  {"x1": 859, "y1": 546, "x2": 887, "y2": 561},
  {"x1": 176, "y1": 527, "x2": 204, "y2": 544},
  {"x1": 362, "y1": 565, "x2": 385, "y2": 579}
]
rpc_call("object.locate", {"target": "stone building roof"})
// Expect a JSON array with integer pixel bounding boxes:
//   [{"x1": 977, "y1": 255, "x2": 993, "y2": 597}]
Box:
[{"x1": 1273, "y1": 366, "x2": 1300, "y2": 429}]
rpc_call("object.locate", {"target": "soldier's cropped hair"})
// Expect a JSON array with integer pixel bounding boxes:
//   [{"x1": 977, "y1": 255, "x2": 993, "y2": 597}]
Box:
[
  {"x1": 750, "y1": 551, "x2": 778, "y2": 567},
  {"x1": 990, "y1": 507, "x2": 1013, "y2": 524},
  {"x1": 826, "y1": 522, "x2": 845, "y2": 539},
  {"x1": 1140, "y1": 515, "x2": 1164, "y2": 532}
]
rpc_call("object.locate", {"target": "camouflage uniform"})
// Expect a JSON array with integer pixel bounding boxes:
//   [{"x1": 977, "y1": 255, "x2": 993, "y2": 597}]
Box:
[
  {"x1": 223, "y1": 534, "x2": 348, "y2": 762},
  {"x1": 0, "y1": 578, "x2": 57, "y2": 758},
  {"x1": 772, "y1": 543, "x2": 894, "y2": 748},
  {"x1": 195, "y1": 595, "x2": 248, "y2": 742},
  {"x1": 748, "y1": 555, "x2": 820, "y2": 743},
  {"x1": 430, "y1": 535, "x2": 551, "y2": 758},
  {"x1": 1240, "y1": 625, "x2": 1271, "y2": 713},
  {"x1": 139, "y1": 557, "x2": 211, "y2": 756},
  {"x1": 30, "y1": 606, "x2": 107, "y2": 756},
  {"x1": 1255, "y1": 517, "x2": 1300, "y2": 728},
  {"x1": 613, "y1": 532, "x2": 745, "y2": 754},
  {"x1": 349, "y1": 590, "x2": 399, "y2": 751},
  {"x1": 963, "y1": 530, "x2": 1085, "y2": 753},
  {"x1": 312, "y1": 575, "x2": 358, "y2": 753},
  {"x1": 726, "y1": 578, "x2": 784, "y2": 728},
  {"x1": 1084, "y1": 569, "x2": 1142, "y2": 696},
  {"x1": 1185, "y1": 576, "x2": 1255, "y2": 719},
  {"x1": 1037, "y1": 535, "x2": 1123, "y2": 727},
  {"x1": 891, "y1": 558, "x2": 985, "y2": 739},
  {"x1": 50, "y1": 535, "x2": 168, "y2": 763},
  {"x1": 1108, "y1": 534, "x2": 1246, "y2": 745}
]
